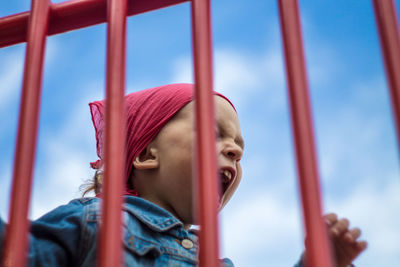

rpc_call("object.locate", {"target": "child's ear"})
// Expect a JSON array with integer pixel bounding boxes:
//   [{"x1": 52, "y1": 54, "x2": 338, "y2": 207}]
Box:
[{"x1": 133, "y1": 146, "x2": 159, "y2": 170}]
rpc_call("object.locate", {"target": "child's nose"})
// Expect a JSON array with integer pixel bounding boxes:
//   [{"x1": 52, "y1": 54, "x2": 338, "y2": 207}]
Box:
[{"x1": 221, "y1": 142, "x2": 243, "y2": 162}]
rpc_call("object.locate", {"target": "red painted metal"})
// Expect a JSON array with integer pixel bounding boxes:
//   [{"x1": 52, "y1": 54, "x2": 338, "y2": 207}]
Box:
[
  {"x1": 373, "y1": 0, "x2": 400, "y2": 149},
  {"x1": 1, "y1": 0, "x2": 50, "y2": 266},
  {"x1": 0, "y1": 0, "x2": 189, "y2": 48},
  {"x1": 277, "y1": 1, "x2": 334, "y2": 267},
  {"x1": 98, "y1": 0, "x2": 127, "y2": 266},
  {"x1": 191, "y1": 0, "x2": 220, "y2": 266}
]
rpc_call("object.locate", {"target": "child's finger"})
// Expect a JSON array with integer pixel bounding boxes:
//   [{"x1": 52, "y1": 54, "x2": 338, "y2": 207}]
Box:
[
  {"x1": 344, "y1": 228, "x2": 361, "y2": 242},
  {"x1": 356, "y1": 240, "x2": 368, "y2": 251},
  {"x1": 323, "y1": 213, "x2": 338, "y2": 226},
  {"x1": 330, "y1": 218, "x2": 349, "y2": 236}
]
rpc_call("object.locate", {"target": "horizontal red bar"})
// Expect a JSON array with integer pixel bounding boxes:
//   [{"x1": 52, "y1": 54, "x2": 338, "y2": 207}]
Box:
[{"x1": 0, "y1": 0, "x2": 188, "y2": 48}]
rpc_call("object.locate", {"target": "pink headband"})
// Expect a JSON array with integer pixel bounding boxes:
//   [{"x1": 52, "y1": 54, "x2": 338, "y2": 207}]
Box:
[{"x1": 89, "y1": 83, "x2": 235, "y2": 195}]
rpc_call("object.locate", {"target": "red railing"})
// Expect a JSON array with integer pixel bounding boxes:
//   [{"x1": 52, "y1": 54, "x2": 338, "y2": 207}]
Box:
[
  {"x1": 0, "y1": 0, "x2": 399, "y2": 267},
  {"x1": 2, "y1": 0, "x2": 50, "y2": 266},
  {"x1": 373, "y1": 0, "x2": 400, "y2": 149},
  {"x1": 277, "y1": 1, "x2": 334, "y2": 266},
  {"x1": 99, "y1": 0, "x2": 127, "y2": 266},
  {"x1": 0, "y1": 0, "x2": 189, "y2": 48},
  {"x1": 191, "y1": 0, "x2": 220, "y2": 266}
]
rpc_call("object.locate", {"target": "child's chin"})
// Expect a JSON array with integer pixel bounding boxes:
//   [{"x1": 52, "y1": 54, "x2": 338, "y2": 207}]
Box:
[{"x1": 218, "y1": 197, "x2": 226, "y2": 211}]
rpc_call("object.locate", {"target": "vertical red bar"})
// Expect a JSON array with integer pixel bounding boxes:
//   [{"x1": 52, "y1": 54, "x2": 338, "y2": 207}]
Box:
[
  {"x1": 190, "y1": 0, "x2": 220, "y2": 266},
  {"x1": 2, "y1": 0, "x2": 50, "y2": 266},
  {"x1": 277, "y1": 1, "x2": 334, "y2": 267},
  {"x1": 98, "y1": 0, "x2": 127, "y2": 266},
  {"x1": 373, "y1": 0, "x2": 400, "y2": 148}
]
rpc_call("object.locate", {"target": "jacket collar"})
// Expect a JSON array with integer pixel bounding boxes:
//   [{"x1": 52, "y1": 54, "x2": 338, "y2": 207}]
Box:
[{"x1": 123, "y1": 196, "x2": 184, "y2": 233}]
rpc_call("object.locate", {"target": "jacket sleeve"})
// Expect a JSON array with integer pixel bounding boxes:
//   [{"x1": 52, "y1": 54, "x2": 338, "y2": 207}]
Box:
[{"x1": 0, "y1": 199, "x2": 94, "y2": 267}]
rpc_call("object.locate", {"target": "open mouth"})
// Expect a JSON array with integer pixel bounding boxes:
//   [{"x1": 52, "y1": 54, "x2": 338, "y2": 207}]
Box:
[{"x1": 219, "y1": 168, "x2": 235, "y2": 200}]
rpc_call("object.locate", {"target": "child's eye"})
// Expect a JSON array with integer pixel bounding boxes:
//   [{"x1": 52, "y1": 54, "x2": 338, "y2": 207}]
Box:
[{"x1": 215, "y1": 128, "x2": 223, "y2": 139}]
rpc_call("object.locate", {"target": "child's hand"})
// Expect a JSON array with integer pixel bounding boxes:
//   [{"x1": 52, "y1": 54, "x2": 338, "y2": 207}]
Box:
[
  {"x1": 324, "y1": 213, "x2": 367, "y2": 267},
  {"x1": 302, "y1": 213, "x2": 367, "y2": 267}
]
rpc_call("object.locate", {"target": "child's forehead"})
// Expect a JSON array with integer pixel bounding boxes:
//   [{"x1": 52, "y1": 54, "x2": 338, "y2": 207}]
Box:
[
  {"x1": 215, "y1": 96, "x2": 237, "y2": 112},
  {"x1": 191, "y1": 96, "x2": 244, "y2": 147},
  {"x1": 170, "y1": 95, "x2": 236, "y2": 116},
  {"x1": 159, "y1": 98, "x2": 244, "y2": 151}
]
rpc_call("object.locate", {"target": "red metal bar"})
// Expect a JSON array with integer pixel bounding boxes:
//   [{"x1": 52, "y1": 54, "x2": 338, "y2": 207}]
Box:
[
  {"x1": 373, "y1": 0, "x2": 400, "y2": 149},
  {"x1": 277, "y1": 1, "x2": 334, "y2": 267},
  {"x1": 190, "y1": 0, "x2": 220, "y2": 266},
  {"x1": 0, "y1": 0, "x2": 189, "y2": 48},
  {"x1": 98, "y1": 0, "x2": 127, "y2": 266},
  {"x1": 2, "y1": 0, "x2": 50, "y2": 266}
]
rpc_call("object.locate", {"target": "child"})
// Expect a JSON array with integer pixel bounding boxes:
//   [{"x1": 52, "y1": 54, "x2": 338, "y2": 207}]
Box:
[{"x1": 0, "y1": 83, "x2": 366, "y2": 266}]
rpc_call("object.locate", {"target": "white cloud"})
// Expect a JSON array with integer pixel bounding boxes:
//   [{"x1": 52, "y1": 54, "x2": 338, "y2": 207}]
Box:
[
  {"x1": 0, "y1": 49, "x2": 24, "y2": 108},
  {"x1": 0, "y1": 38, "x2": 59, "y2": 111},
  {"x1": 169, "y1": 46, "x2": 286, "y2": 110},
  {"x1": 315, "y1": 74, "x2": 398, "y2": 187},
  {"x1": 30, "y1": 82, "x2": 102, "y2": 219},
  {"x1": 219, "y1": 167, "x2": 400, "y2": 267},
  {"x1": 326, "y1": 178, "x2": 400, "y2": 267},
  {"x1": 170, "y1": 56, "x2": 192, "y2": 84},
  {"x1": 220, "y1": 187, "x2": 303, "y2": 267}
]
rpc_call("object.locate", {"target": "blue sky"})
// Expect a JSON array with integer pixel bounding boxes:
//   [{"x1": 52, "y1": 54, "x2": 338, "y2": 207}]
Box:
[{"x1": 1, "y1": 0, "x2": 400, "y2": 266}]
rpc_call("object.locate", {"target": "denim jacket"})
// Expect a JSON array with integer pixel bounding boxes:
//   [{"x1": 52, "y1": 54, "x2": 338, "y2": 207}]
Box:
[{"x1": 0, "y1": 196, "x2": 234, "y2": 266}]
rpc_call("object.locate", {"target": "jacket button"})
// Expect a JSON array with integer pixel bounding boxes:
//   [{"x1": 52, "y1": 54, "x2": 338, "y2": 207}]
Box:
[{"x1": 181, "y1": 238, "x2": 194, "y2": 249}]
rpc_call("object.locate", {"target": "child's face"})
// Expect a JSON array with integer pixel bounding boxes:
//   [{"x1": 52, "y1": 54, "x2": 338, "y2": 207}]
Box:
[{"x1": 142, "y1": 96, "x2": 244, "y2": 224}]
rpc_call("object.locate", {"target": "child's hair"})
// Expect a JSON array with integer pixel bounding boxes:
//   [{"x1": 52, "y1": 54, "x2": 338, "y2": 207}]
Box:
[
  {"x1": 82, "y1": 83, "x2": 235, "y2": 196},
  {"x1": 81, "y1": 168, "x2": 135, "y2": 196},
  {"x1": 81, "y1": 170, "x2": 102, "y2": 196}
]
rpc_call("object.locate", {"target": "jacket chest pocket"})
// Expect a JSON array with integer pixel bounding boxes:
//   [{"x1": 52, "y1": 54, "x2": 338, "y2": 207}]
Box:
[{"x1": 123, "y1": 233, "x2": 198, "y2": 266}]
